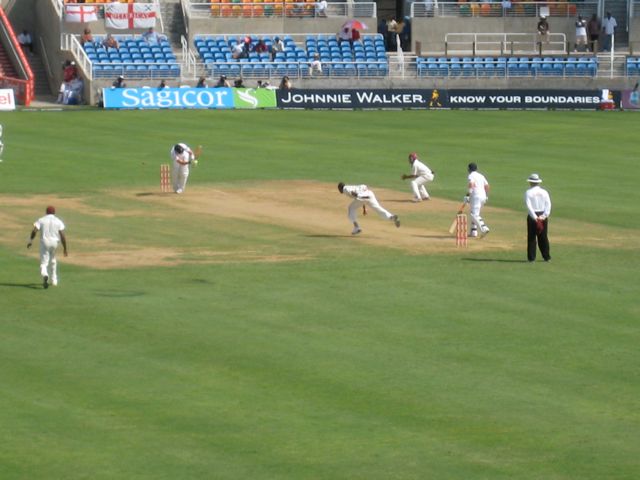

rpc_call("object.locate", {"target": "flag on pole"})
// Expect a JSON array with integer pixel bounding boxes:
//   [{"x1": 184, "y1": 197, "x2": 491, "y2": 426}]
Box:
[
  {"x1": 65, "y1": 5, "x2": 98, "y2": 23},
  {"x1": 105, "y1": 3, "x2": 157, "y2": 30}
]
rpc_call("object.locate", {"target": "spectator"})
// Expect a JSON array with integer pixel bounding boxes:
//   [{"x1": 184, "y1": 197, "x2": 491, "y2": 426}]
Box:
[
  {"x1": 18, "y1": 29, "x2": 33, "y2": 54},
  {"x1": 103, "y1": 34, "x2": 119, "y2": 51},
  {"x1": 196, "y1": 76, "x2": 208, "y2": 88},
  {"x1": 308, "y1": 53, "x2": 322, "y2": 76},
  {"x1": 158, "y1": 79, "x2": 167, "y2": 89},
  {"x1": 279, "y1": 75, "x2": 292, "y2": 90},
  {"x1": 242, "y1": 36, "x2": 253, "y2": 54},
  {"x1": 536, "y1": 16, "x2": 550, "y2": 46},
  {"x1": 501, "y1": 0, "x2": 512, "y2": 16},
  {"x1": 253, "y1": 39, "x2": 268, "y2": 54},
  {"x1": 574, "y1": 15, "x2": 588, "y2": 52},
  {"x1": 142, "y1": 27, "x2": 166, "y2": 46},
  {"x1": 601, "y1": 12, "x2": 617, "y2": 52},
  {"x1": 400, "y1": 16, "x2": 411, "y2": 51},
  {"x1": 112, "y1": 75, "x2": 126, "y2": 88},
  {"x1": 231, "y1": 41, "x2": 246, "y2": 59},
  {"x1": 257, "y1": 80, "x2": 270, "y2": 88},
  {"x1": 395, "y1": 17, "x2": 406, "y2": 50},
  {"x1": 62, "y1": 76, "x2": 83, "y2": 105},
  {"x1": 377, "y1": 18, "x2": 388, "y2": 50},
  {"x1": 233, "y1": 78, "x2": 245, "y2": 88},
  {"x1": 63, "y1": 60, "x2": 77, "y2": 83},
  {"x1": 214, "y1": 75, "x2": 231, "y2": 87},
  {"x1": 587, "y1": 13, "x2": 601, "y2": 52},
  {"x1": 271, "y1": 36, "x2": 285, "y2": 61},
  {"x1": 351, "y1": 27, "x2": 361, "y2": 45},
  {"x1": 80, "y1": 27, "x2": 93, "y2": 46},
  {"x1": 315, "y1": 0, "x2": 327, "y2": 17},
  {"x1": 387, "y1": 18, "x2": 398, "y2": 50},
  {"x1": 337, "y1": 26, "x2": 352, "y2": 48}
]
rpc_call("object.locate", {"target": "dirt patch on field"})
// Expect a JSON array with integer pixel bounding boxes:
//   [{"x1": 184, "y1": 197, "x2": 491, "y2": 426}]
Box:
[{"x1": 0, "y1": 181, "x2": 633, "y2": 270}]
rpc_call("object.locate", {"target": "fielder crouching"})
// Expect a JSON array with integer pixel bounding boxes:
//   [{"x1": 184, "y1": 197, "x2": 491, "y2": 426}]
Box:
[{"x1": 338, "y1": 182, "x2": 400, "y2": 235}]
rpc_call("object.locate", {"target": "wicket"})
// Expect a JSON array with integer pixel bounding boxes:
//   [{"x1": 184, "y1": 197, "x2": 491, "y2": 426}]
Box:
[
  {"x1": 455, "y1": 213, "x2": 468, "y2": 247},
  {"x1": 160, "y1": 164, "x2": 171, "y2": 192}
]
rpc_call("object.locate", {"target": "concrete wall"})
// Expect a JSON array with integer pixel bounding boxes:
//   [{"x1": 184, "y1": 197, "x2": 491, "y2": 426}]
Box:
[{"x1": 412, "y1": 17, "x2": 577, "y2": 53}]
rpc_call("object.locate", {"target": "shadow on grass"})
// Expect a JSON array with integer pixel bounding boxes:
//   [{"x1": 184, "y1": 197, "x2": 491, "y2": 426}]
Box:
[
  {"x1": 413, "y1": 234, "x2": 452, "y2": 239},
  {"x1": 0, "y1": 282, "x2": 44, "y2": 290},
  {"x1": 136, "y1": 192, "x2": 173, "y2": 197},
  {"x1": 304, "y1": 234, "x2": 359, "y2": 238},
  {"x1": 462, "y1": 258, "x2": 529, "y2": 263},
  {"x1": 385, "y1": 199, "x2": 421, "y2": 203}
]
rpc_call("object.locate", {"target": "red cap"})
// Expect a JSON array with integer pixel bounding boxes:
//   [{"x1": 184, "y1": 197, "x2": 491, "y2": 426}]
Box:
[
  {"x1": 46, "y1": 205, "x2": 55, "y2": 215},
  {"x1": 409, "y1": 152, "x2": 418, "y2": 161}
]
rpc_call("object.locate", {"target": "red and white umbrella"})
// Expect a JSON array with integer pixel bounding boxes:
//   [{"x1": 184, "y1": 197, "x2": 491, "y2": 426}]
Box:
[{"x1": 341, "y1": 19, "x2": 368, "y2": 31}]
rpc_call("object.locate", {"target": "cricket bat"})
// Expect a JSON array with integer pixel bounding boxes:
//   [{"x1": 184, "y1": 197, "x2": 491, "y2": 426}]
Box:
[
  {"x1": 194, "y1": 145, "x2": 203, "y2": 159},
  {"x1": 448, "y1": 202, "x2": 467, "y2": 235}
]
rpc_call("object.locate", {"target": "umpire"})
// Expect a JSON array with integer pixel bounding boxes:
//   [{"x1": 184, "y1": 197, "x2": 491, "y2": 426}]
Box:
[{"x1": 524, "y1": 173, "x2": 552, "y2": 262}]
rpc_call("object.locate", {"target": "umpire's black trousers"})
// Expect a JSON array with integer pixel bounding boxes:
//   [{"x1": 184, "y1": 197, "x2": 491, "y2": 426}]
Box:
[{"x1": 527, "y1": 214, "x2": 550, "y2": 262}]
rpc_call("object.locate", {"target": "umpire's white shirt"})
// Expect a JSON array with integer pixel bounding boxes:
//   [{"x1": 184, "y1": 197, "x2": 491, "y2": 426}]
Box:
[
  {"x1": 34, "y1": 214, "x2": 65, "y2": 248},
  {"x1": 525, "y1": 186, "x2": 552, "y2": 219}
]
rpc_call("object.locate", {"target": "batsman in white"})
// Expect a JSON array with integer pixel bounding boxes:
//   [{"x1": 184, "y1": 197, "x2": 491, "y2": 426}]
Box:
[
  {"x1": 27, "y1": 206, "x2": 68, "y2": 289},
  {"x1": 338, "y1": 182, "x2": 400, "y2": 235},
  {"x1": 170, "y1": 143, "x2": 196, "y2": 194},
  {"x1": 464, "y1": 162, "x2": 490, "y2": 237},
  {"x1": 401, "y1": 152, "x2": 435, "y2": 202}
]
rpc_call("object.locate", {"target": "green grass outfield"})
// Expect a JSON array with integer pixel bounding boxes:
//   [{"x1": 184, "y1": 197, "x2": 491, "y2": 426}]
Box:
[{"x1": 0, "y1": 110, "x2": 638, "y2": 479}]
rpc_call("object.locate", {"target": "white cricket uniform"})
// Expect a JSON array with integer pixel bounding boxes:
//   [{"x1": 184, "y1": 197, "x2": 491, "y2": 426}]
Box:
[
  {"x1": 342, "y1": 184, "x2": 395, "y2": 222},
  {"x1": 34, "y1": 214, "x2": 65, "y2": 284},
  {"x1": 171, "y1": 143, "x2": 194, "y2": 193},
  {"x1": 409, "y1": 159, "x2": 435, "y2": 200},
  {"x1": 467, "y1": 170, "x2": 490, "y2": 235}
]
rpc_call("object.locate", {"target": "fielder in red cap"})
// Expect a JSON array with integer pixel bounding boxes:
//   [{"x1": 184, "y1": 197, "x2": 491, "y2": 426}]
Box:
[
  {"x1": 27, "y1": 206, "x2": 68, "y2": 289},
  {"x1": 401, "y1": 152, "x2": 435, "y2": 202}
]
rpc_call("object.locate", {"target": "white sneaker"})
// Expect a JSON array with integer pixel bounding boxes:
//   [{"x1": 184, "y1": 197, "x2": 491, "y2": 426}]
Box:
[
  {"x1": 352, "y1": 227, "x2": 362, "y2": 235},
  {"x1": 52, "y1": 278, "x2": 58, "y2": 286},
  {"x1": 392, "y1": 215, "x2": 400, "y2": 228},
  {"x1": 481, "y1": 227, "x2": 490, "y2": 237},
  {"x1": 411, "y1": 198, "x2": 422, "y2": 203},
  {"x1": 175, "y1": 189, "x2": 183, "y2": 194}
]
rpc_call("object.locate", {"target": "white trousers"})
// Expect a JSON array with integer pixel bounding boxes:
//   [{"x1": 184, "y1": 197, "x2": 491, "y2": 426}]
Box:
[
  {"x1": 410, "y1": 173, "x2": 434, "y2": 199},
  {"x1": 39, "y1": 241, "x2": 59, "y2": 281},
  {"x1": 348, "y1": 192, "x2": 394, "y2": 223},
  {"x1": 173, "y1": 165, "x2": 189, "y2": 192},
  {"x1": 469, "y1": 196, "x2": 488, "y2": 234}
]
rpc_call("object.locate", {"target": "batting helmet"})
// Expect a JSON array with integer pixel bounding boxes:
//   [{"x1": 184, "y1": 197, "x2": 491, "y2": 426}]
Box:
[
  {"x1": 173, "y1": 144, "x2": 184, "y2": 154},
  {"x1": 468, "y1": 162, "x2": 478, "y2": 172}
]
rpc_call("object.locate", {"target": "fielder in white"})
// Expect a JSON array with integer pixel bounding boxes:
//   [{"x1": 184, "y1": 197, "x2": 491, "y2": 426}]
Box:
[
  {"x1": 27, "y1": 206, "x2": 68, "y2": 289},
  {"x1": 170, "y1": 143, "x2": 196, "y2": 194},
  {"x1": 464, "y1": 162, "x2": 490, "y2": 237},
  {"x1": 401, "y1": 152, "x2": 435, "y2": 202},
  {"x1": 338, "y1": 182, "x2": 400, "y2": 235}
]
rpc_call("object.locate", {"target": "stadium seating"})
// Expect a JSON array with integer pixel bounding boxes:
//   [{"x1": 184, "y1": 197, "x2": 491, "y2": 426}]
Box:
[
  {"x1": 626, "y1": 57, "x2": 640, "y2": 76},
  {"x1": 416, "y1": 56, "x2": 598, "y2": 78},
  {"x1": 84, "y1": 36, "x2": 180, "y2": 79},
  {"x1": 193, "y1": 33, "x2": 388, "y2": 79}
]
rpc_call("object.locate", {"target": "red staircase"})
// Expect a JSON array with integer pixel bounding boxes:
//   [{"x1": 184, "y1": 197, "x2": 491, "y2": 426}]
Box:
[{"x1": 0, "y1": 45, "x2": 18, "y2": 77}]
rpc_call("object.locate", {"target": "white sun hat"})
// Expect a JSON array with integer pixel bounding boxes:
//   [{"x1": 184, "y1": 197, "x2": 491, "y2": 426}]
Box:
[{"x1": 527, "y1": 173, "x2": 542, "y2": 183}]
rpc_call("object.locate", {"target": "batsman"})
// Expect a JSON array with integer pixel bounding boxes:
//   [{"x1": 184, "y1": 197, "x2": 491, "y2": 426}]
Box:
[{"x1": 170, "y1": 143, "x2": 201, "y2": 194}]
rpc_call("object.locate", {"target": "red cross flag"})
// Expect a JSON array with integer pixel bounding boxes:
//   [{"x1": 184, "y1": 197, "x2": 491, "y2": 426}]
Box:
[
  {"x1": 65, "y1": 5, "x2": 98, "y2": 23},
  {"x1": 105, "y1": 3, "x2": 157, "y2": 30}
]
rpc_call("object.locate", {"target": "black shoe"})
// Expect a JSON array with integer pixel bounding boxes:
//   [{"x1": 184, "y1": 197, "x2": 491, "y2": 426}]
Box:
[{"x1": 43, "y1": 276, "x2": 49, "y2": 289}]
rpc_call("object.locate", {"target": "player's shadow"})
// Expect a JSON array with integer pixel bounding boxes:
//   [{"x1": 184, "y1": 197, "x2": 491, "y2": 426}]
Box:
[
  {"x1": 413, "y1": 234, "x2": 452, "y2": 239},
  {"x1": 462, "y1": 258, "x2": 529, "y2": 263},
  {"x1": 304, "y1": 234, "x2": 359, "y2": 238},
  {"x1": 136, "y1": 192, "x2": 171, "y2": 197},
  {"x1": 386, "y1": 199, "x2": 420, "y2": 203},
  {"x1": 0, "y1": 282, "x2": 44, "y2": 289}
]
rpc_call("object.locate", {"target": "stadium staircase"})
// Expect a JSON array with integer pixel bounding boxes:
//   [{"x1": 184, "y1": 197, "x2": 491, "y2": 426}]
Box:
[
  {"x1": 603, "y1": 0, "x2": 629, "y2": 50},
  {"x1": 24, "y1": 53, "x2": 52, "y2": 97},
  {"x1": 0, "y1": 45, "x2": 17, "y2": 77},
  {"x1": 159, "y1": 0, "x2": 186, "y2": 49},
  {"x1": 596, "y1": 52, "x2": 627, "y2": 78}
]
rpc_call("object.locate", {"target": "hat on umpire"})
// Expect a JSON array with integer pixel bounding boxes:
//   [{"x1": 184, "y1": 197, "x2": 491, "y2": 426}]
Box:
[{"x1": 527, "y1": 173, "x2": 542, "y2": 184}]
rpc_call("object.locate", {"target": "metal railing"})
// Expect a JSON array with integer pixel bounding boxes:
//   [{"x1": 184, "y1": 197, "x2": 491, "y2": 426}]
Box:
[
  {"x1": 185, "y1": 0, "x2": 376, "y2": 18},
  {"x1": 411, "y1": 1, "x2": 597, "y2": 18},
  {"x1": 445, "y1": 32, "x2": 567, "y2": 55},
  {"x1": 196, "y1": 60, "x2": 389, "y2": 79}
]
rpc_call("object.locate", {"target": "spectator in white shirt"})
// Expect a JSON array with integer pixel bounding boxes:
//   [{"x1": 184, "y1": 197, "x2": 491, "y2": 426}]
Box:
[
  {"x1": 601, "y1": 12, "x2": 617, "y2": 52},
  {"x1": 18, "y1": 30, "x2": 33, "y2": 54}
]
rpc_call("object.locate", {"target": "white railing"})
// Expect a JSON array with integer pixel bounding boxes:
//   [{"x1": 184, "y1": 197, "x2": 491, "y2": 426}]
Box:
[
  {"x1": 185, "y1": 0, "x2": 376, "y2": 18},
  {"x1": 445, "y1": 32, "x2": 567, "y2": 55},
  {"x1": 182, "y1": 35, "x2": 198, "y2": 76},
  {"x1": 411, "y1": 1, "x2": 597, "y2": 18},
  {"x1": 62, "y1": 33, "x2": 93, "y2": 80}
]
